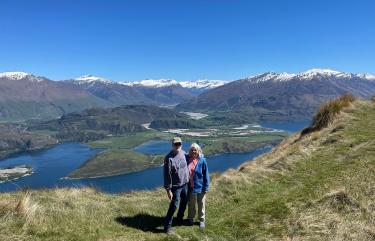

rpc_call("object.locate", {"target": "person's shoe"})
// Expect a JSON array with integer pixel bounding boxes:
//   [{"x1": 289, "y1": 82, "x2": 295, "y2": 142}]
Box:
[
  {"x1": 187, "y1": 219, "x2": 194, "y2": 226},
  {"x1": 199, "y1": 221, "x2": 205, "y2": 229}
]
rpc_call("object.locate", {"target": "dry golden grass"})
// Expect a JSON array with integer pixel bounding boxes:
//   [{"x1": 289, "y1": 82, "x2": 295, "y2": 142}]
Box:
[{"x1": 301, "y1": 93, "x2": 356, "y2": 136}]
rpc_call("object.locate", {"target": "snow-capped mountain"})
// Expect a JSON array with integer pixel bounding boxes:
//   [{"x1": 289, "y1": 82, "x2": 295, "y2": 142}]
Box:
[
  {"x1": 69, "y1": 76, "x2": 228, "y2": 104},
  {"x1": 0, "y1": 71, "x2": 46, "y2": 83},
  {"x1": 71, "y1": 74, "x2": 229, "y2": 92},
  {"x1": 2, "y1": 68, "x2": 374, "y2": 122},
  {"x1": 120, "y1": 78, "x2": 229, "y2": 100},
  {"x1": 178, "y1": 69, "x2": 375, "y2": 121},
  {"x1": 0, "y1": 72, "x2": 111, "y2": 121},
  {"x1": 73, "y1": 75, "x2": 113, "y2": 85},
  {"x1": 245, "y1": 69, "x2": 375, "y2": 83},
  {"x1": 121, "y1": 79, "x2": 179, "y2": 88},
  {"x1": 126, "y1": 79, "x2": 195, "y2": 104},
  {"x1": 180, "y1": 79, "x2": 228, "y2": 89},
  {"x1": 67, "y1": 75, "x2": 152, "y2": 106},
  {"x1": 69, "y1": 76, "x2": 195, "y2": 105},
  {"x1": 121, "y1": 78, "x2": 229, "y2": 90}
]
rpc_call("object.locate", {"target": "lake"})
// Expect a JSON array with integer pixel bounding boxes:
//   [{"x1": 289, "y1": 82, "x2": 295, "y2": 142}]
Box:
[
  {"x1": 0, "y1": 121, "x2": 309, "y2": 193},
  {"x1": 260, "y1": 120, "x2": 310, "y2": 133},
  {"x1": 0, "y1": 142, "x2": 271, "y2": 193}
]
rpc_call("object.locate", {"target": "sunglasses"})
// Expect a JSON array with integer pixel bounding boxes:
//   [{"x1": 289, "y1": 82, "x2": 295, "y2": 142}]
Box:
[{"x1": 173, "y1": 142, "x2": 182, "y2": 146}]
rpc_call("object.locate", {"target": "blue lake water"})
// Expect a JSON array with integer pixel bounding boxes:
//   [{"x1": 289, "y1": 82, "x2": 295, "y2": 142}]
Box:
[
  {"x1": 0, "y1": 121, "x2": 308, "y2": 193},
  {"x1": 260, "y1": 120, "x2": 310, "y2": 133},
  {"x1": 0, "y1": 142, "x2": 271, "y2": 193}
]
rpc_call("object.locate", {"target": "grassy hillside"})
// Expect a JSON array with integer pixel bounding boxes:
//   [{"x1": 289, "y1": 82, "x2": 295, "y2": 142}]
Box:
[{"x1": 1, "y1": 98, "x2": 375, "y2": 240}]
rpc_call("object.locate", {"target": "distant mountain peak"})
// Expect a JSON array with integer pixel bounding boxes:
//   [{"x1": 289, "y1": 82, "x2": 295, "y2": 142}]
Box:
[
  {"x1": 74, "y1": 75, "x2": 113, "y2": 84},
  {"x1": 298, "y1": 68, "x2": 350, "y2": 79},
  {"x1": 0, "y1": 71, "x2": 45, "y2": 82},
  {"x1": 357, "y1": 73, "x2": 375, "y2": 81},
  {"x1": 0, "y1": 71, "x2": 30, "y2": 79},
  {"x1": 121, "y1": 78, "x2": 229, "y2": 89},
  {"x1": 120, "y1": 79, "x2": 179, "y2": 88},
  {"x1": 304, "y1": 68, "x2": 340, "y2": 75},
  {"x1": 248, "y1": 72, "x2": 296, "y2": 82},
  {"x1": 180, "y1": 79, "x2": 229, "y2": 89},
  {"x1": 246, "y1": 69, "x2": 375, "y2": 83}
]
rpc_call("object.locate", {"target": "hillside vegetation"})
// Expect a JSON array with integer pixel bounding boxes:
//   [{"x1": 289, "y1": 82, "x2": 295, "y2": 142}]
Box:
[
  {"x1": 28, "y1": 105, "x2": 189, "y2": 142},
  {"x1": 0, "y1": 123, "x2": 57, "y2": 159},
  {"x1": 1, "y1": 97, "x2": 375, "y2": 240}
]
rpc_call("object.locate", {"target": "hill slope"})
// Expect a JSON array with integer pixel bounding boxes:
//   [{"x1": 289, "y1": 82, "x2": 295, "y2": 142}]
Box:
[
  {"x1": 67, "y1": 75, "x2": 153, "y2": 106},
  {"x1": 29, "y1": 105, "x2": 189, "y2": 141},
  {"x1": 0, "y1": 98, "x2": 375, "y2": 240},
  {"x1": 0, "y1": 123, "x2": 57, "y2": 159}
]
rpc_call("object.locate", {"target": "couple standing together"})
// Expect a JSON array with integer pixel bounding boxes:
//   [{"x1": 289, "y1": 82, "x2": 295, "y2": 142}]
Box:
[{"x1": 163, "y1": 137, "x2": 210, "y2": 234}]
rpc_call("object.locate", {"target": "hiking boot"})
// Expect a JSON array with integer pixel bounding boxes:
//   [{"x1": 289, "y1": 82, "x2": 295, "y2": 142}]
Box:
[{"x1": 199, "y1": 221, "x2": 205, "y2": 229}]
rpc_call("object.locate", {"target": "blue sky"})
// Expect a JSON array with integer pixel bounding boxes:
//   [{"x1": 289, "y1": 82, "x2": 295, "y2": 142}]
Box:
[{"x1": 0, "y1": 0, "x2": 374, "y2": 81}]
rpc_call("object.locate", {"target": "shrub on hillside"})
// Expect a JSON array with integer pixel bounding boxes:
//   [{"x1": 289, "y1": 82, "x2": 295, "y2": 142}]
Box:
[{"x1": 301, "y1": 93, "x2": 356, "y2": 136}]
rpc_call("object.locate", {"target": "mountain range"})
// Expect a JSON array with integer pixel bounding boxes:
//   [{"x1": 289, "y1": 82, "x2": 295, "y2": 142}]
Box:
[
  {"x1": 0, "y1": 72, "x2": 228, "y2": 120},
  {"x1": 1, "y1": 69, "x2": 374, "y2": 121},
  {"x1": 177, "y1": 69, "x2": 375, "y2": 121},
  {"x1": 67, "y1": 75, "x2": 228, "y2": 104},
  {"x1": 0, "y1": 72, "x2": 111, "y2": 121}
]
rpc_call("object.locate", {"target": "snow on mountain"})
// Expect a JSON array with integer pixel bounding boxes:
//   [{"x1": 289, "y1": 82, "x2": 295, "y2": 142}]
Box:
[
  {"x1": 74, "y1": 75, "x2": 113, "y2": 85},
  {"x1": 299, "y1": 69, "x2": 351, "y2": 80},
  {"x1": 0, "y1": 72, "x2": 45, "y2": 82},
  {"x1": 120, "y1": 79, "x2": 229, "y2": 90},
  {"x1": 72, "y1": 75, "x2": 228, "y2": 90},
  {"x1": 180, "y1": 79, "x2": 229, "y2": 89},
  {"x1": 246, "y1": 69, "x2": 375, "y2": 83},
  {"x1": 247, "y1": 72, "x2": 297, "y2": 83},
  {"x1": 120, "y1": 79, "x2": 179, "y2": 88},
  {"x1": 356, "y1": 73, "x2": 375, "y2": 81}
]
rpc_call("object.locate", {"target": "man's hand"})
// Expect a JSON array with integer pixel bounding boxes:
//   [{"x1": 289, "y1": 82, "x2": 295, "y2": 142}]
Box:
[{"x1": 167, "y1": 190, "x2": 173, "y2": 200}]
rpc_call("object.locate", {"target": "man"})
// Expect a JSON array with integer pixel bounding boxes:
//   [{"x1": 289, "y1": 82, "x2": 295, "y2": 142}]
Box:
[{"x1": 163, "y1": 137, "x2": 189, "y2": 234}]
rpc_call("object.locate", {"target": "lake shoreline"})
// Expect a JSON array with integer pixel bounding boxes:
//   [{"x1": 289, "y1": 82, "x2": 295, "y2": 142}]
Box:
[
  {"x1": 0, "y1": 165, "x2": 33, "y2": 183},
  {"x1": 0, "y1": 142, "x2": 59, "y2": 162}
]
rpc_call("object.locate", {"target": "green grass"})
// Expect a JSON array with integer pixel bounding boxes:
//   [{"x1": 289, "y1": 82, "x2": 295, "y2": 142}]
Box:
[
  {"x1": 87, "y1": 131, "x2": 174, "y2": 149},
  {"x1": 301, "y1": 93, "x2": 355, "y2": 135},
  {"x1": 189, "y1": 134, "x2": 285, "y2": 156},
  {"x1": 1, "y1": 100, "x2": 375, "y2": 240}
]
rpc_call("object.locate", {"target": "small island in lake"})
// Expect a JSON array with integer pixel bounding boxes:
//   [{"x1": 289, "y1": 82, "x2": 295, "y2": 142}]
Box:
[{"x1": 0, "y1": 165, "x2": 32, "y2": 183}]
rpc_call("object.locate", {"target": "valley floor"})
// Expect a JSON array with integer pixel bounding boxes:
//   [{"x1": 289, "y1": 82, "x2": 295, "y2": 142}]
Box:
[{"x1": 1, "y1": 100, "x2": 374, "y2": 240}]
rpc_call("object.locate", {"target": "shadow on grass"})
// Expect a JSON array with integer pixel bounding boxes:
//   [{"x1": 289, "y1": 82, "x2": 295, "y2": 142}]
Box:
[{"x1": 115, "y1": 213, "x2": 165, "y2": 233}]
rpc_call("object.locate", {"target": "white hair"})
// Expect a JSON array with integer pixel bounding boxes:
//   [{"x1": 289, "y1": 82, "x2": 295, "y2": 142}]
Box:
[{"x1": 189, "y1": 143, "x2": 203, "y2": 158}]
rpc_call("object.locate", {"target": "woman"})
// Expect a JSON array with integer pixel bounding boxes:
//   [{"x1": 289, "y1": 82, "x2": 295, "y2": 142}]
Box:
[{"x1": 186, "y1": 143, "x2": 210, "y2": 229}]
